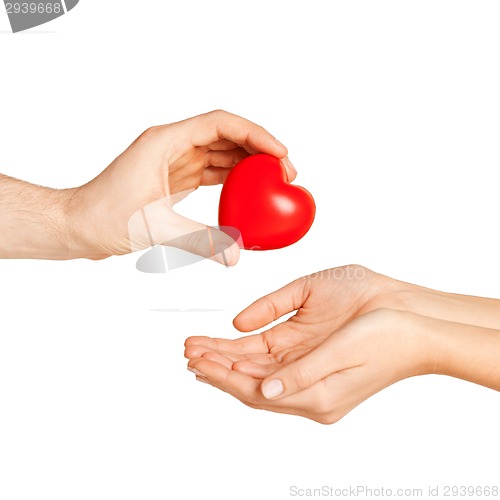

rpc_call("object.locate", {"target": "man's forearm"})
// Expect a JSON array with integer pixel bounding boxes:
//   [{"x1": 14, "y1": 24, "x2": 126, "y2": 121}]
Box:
[{"x1": 0, "y1": 174, "x2": 79, "y2": 259}]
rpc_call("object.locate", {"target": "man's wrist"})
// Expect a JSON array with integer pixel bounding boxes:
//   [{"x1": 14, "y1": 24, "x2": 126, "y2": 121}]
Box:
[
  {"x1": 0, "y1": 175, "x2": 86, "y2": 260},
  {"x1": 37, "y1": 186, "x2": 87, "y2": 260},
  {"x1": 62, "y1": 185, "x2": 110, "y2": 260}
]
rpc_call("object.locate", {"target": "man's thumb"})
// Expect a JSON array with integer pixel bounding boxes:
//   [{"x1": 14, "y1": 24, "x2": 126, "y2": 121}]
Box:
[{"x1": 165, "y1": 213, "x2": 241, "y2": 266}]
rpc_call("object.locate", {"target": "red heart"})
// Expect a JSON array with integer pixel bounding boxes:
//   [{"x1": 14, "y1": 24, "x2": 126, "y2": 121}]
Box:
[{"x1": 218, "y1": 154, "x2": 316, "y2": 250}]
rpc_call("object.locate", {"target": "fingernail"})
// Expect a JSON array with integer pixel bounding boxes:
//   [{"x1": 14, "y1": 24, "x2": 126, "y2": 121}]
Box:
[
  {"x1": 282, "y1": 157, "x2": 297, "y2": 177},
  {"x1": 214, "y1": 243, "x2": 229, "y2": 267},
  {"x1": 196, "y1": 376, "x2": 210, "y2": 385},
  {"x1": 262, "y1": 379, "x2": 284, "y2": 399},
  {"x1": 215, "y1": 242, "x2": 228, "y2": 253},
  {"x1": 188, "y1": 367, "x2": 204, "y2": 376}
]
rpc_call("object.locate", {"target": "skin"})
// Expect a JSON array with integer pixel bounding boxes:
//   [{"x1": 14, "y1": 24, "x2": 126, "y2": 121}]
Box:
[
  {"x1": 0, "y1": 110, "x2": 296, "y2": 263},
  {"x1": 185, "y1": 265, "x2": 500, "y2": 424},
  {"x1": 4, "y1": 112, "x2": 498, "y2": 424}
]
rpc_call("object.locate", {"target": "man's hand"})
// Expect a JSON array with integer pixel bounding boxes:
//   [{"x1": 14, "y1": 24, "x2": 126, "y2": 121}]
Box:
[{"x1": 1, "y1": 110, "x2": 295, "y2": 262}]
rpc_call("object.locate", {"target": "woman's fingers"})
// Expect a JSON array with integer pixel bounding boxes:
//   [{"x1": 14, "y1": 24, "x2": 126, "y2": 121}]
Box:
[
  {"x1": 200, "y1": 351, "x2": 235, "y2": 369},
  {"x1": 259, "y1": 329, "x2": 355, "y2": 400},
  {"x1": 233, "y1": 278, "x2": 309, "y2": 332},
  {"x1": 191, "y1": 358, "x2": 374, "y2": 424},
  {"x1": 187, "y1": 356, "x2": 362, "y2": 424},
  {"x1": 232, "y1": 360, "x2": 281, "y2": 378},
  {"x1": 185, "y1": 333, "x2": 268, "y2": 355},
  {"x1": 186, "y1": 311, "x2": 404, "y2": 424},
  {"x1": 188, "y1": 358, "x2": 262, "y2": 402},
  {"x1": 258, "y1": 311, "x2": 396, "y2": 401}
]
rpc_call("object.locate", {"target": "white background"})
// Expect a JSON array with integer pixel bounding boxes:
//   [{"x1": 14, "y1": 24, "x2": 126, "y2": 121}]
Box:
[{"x1": 1, "y1": 1, "x2": 500, "y2": 499}]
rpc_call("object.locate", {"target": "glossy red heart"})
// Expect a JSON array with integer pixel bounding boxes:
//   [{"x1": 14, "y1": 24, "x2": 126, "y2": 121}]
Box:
[{"x1": 218, "y1": 154, "x2": 316, "y2": 250}]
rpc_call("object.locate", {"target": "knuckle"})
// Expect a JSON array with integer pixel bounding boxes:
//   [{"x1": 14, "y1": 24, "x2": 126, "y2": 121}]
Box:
[
  {"x1": 346, "y1": 263, "x2": 367, "y2": 271},
  {"x1": 314, "y1": 415, "x2": 331, "y2": 425},
  {"x1": 312, "y1": 397, "x2": 333, "y2": 417},
  {"x1": 293, "y1": 365, "x2": 315, "y2": 390},
  {"x1": 339, "y1": 264, "x2": 370, "y2": 281},
  {"x1": 315, "y1": 412, "x2": 341, "y2": 425},
  {"x1": 366, "y1": 307, "x2": 397, "y2": 324},
  {"x1": 310, "y1": 390, "x2": 337, "y2": 422},
  {"x1": 306, "y1": 264, "x2": 373, "y2": 284},
  {"x1": 263, "y1": 297, "x2": 279, "y2": 322},
  {"x1": 244, "y1": 401, "x2": 264, "y2": 411},
  {"x1": 347, "y1": 264, "x2": 370, "y2": 278},
  {"x1": 246, "y1": 394, "x2": 261, "y2": 406},
  {"x1": 137, "y1": 125, "x2": 161, "y2": 143},
  {"x1": 208, "y1": 109, "x2": 227, "y2": 119}
]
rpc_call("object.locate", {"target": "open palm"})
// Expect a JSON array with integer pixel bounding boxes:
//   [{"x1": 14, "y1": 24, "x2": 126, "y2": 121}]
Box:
[{"x1": 185, "y1": 266, "x2": 388, "y2": 378}]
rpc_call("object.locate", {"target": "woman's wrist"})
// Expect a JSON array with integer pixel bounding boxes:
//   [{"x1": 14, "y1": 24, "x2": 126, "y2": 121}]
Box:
[
  {"x1": 409, "y1": 313, "x2": 500, "y2": 390},
  {"x1": 388, "y1": 310, "x2": 442, "y2": 379},
  {"x1": 372, "y1": 272, "x2": 500, "y2": 330}
]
